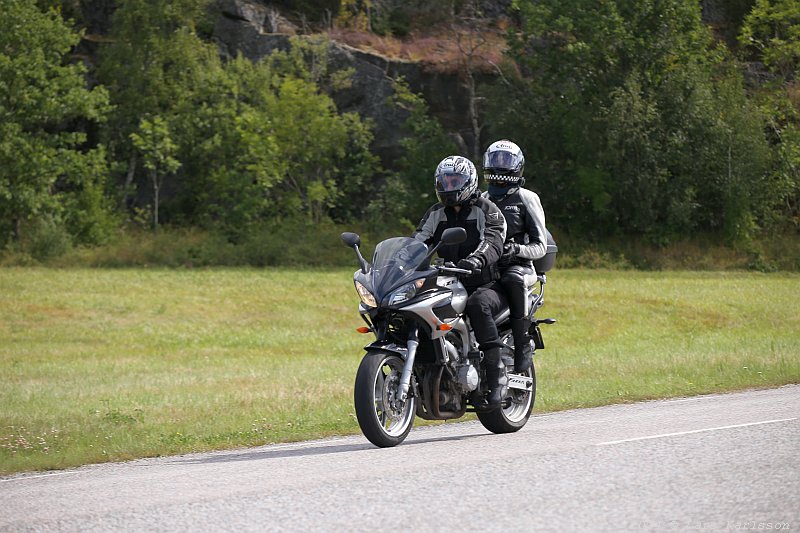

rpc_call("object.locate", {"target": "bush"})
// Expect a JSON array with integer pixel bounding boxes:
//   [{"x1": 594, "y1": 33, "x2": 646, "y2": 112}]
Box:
[
  {"x1": 54, "y1": 228, "x2": 231, "y2": 268},
  {"x1": 25, "y1": 216, "x2": 73, "y2": 262},
  {"x1": 239, "y1": 219, "x2": 415, "y2": 267},
  {"x1": 8, "y1": 220, "x2": 796, "y2": 272},
  {"x1": 32, "y1": 217, "x2": 415, "y2": 269}
]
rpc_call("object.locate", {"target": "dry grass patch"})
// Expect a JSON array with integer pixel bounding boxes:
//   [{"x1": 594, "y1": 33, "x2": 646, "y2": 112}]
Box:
[{"x1": 327, "y1": 28, "x2": 507, "y2": 73}]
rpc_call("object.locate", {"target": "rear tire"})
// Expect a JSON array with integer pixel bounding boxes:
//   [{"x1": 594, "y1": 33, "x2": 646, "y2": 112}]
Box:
[
  {"x1": 477, "y1": 362, "x2": 535, "y2": 434},
  {"x1": 354, "y1": 350, "x2": 416, "y2": 447}
]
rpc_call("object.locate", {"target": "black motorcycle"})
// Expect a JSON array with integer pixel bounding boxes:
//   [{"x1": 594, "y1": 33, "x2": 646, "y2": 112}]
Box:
[{"x1": 342, "y1": 227, "x2": 557, "y2": 447}]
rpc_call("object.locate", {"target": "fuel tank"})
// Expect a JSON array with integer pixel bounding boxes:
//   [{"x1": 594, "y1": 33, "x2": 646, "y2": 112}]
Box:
[{"x1": 433, "y1": 275, "x2": 468, "y2": 319}]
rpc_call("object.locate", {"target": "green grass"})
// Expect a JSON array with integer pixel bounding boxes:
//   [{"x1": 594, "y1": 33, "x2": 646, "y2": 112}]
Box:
[{"x1": 1, "y1": 268, "x2": 798, "y2": 475}]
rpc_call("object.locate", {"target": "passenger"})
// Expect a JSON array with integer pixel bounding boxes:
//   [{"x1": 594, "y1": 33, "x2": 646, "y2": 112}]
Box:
[{"x1": 481, "y1": 140, "x2": 548, "y2": 373}]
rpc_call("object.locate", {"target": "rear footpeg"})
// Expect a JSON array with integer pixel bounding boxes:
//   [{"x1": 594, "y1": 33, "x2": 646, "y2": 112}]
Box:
[{"x1": 530, "y1": 318, "x2": 555, "y2": 350}]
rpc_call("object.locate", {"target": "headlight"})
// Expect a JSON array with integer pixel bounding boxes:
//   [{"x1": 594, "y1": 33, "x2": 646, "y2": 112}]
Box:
[
  {"x1": 388, "y1": 279, "x2": 426, "y2": 306},
  {"x1": 355, "y1": 281, "x2": 377, "y2": 307}
]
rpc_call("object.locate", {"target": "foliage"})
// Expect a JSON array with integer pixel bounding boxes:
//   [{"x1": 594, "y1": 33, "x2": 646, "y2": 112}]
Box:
[
  {"x1": 337, "y1": 0, "x2": 373, "y2": 32},
  {"x1": 95, "y1": 0, "x2": 219, "y2": 211},
  {"x1": 494, "y1": 0, "x2": 781, "y2": 246},
  {"x1": 97, "y1": 4, "x2": 380, "y2": 237},
  {"x1": 0, "y1": 0, "x2": 112, "y2": 247},
  {"x1": 268, "y1": 0, "x2": 340, "y2": 27},
  {"x1": 130, "y1": 116, "x2": 181, "y2": 230},
  {"x1": 387, "y1": 79, "x2": 459, "y2": 223},
  {"x1": 739, "y1": 0, "x2": 800, "y2": 78},
  {"x1": 1, "y1": 1, "x2": 798, "y2": 266},
  {"x1": 739, "y1": 0, "x2": 800, "y2": 231},
  {"x1": 23, "y1": 215, "x2": 73, "y2": 261}
]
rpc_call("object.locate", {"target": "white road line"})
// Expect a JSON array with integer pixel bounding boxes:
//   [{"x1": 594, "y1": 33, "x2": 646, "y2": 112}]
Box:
[
  {"x1": 660, "y1": 396, "x2": 718, "y2": 403},
  {"x1": 0, "y1": 471, "x2": 79, "y2": 483},
  {"x1": 596, "y1": 417, "x2": 797, "y2": 446}
]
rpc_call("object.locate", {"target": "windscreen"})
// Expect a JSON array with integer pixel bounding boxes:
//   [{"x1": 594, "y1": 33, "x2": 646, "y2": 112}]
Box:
[{"x1": 369, "y1": 237, "x2": 428, "y2": 298}]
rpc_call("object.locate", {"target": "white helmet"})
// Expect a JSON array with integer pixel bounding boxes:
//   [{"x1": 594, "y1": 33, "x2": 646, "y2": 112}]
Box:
[{"x1": 483, "y1": 139, "x2": 525, "y2": 186}]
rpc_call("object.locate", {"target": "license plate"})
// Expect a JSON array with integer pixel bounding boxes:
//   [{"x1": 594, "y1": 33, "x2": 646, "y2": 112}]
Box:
[{"x1": 507, "y1": 374, "x2": 534, "y2": 390}]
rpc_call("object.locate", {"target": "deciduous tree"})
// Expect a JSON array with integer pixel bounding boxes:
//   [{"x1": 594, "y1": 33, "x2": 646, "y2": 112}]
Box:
[{"x1": 0, "y1": 0, "x2": 110, "y2": 245}]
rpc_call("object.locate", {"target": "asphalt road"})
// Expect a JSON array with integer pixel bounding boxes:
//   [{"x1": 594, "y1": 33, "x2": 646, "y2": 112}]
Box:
[{"x1": 2, "y1": 385, "x2": 798, "y2": 532}]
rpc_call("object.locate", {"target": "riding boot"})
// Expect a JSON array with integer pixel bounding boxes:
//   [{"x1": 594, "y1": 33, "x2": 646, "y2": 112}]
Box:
[
  {"x1": 511, "y1": 319, "x2": 533, "y2": 373},
  {"x1": 484, "y1": 347, "x2": 506, "y2": 409}
]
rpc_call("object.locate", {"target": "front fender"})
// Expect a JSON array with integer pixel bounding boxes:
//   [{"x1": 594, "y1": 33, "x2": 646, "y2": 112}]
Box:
[{"x1": 364, "y1": 340, "x2": 409, "y2": 360}]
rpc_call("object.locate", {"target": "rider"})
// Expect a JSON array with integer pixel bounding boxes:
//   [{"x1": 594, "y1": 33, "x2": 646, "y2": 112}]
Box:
[
  {"x1": 481, "y1": 140, "x2": 548, "y2": 373},
  {"x1": 413, "y1": 155, "x2": 508, "y2": 408}
]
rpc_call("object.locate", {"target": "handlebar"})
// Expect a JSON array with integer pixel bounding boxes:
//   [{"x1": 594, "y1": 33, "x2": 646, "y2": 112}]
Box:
[{"x1": 436, "y1": 265, "x2": 473, "y2": 276}]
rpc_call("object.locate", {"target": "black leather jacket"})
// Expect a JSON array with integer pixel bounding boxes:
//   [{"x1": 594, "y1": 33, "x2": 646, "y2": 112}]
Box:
[
  {"x1": 484, "y1": 187, "x2": 547, "y2": 266},
  {"x1": 413, "y1": 195, "x2": 507, "y2": 288}
]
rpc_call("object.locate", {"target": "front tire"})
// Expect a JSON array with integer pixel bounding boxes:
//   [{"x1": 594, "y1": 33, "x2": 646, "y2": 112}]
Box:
[
  {"x1": 354, "y1": 350, "x2": 416, "y2": 447},
  {"x1": 477, "y1": 362, "x2": 535, "y2": 434}
]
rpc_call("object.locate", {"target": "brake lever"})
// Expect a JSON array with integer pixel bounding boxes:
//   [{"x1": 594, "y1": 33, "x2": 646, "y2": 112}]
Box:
[{"x1": 437, "y1": 266, "x2": 473, "y2": 276}]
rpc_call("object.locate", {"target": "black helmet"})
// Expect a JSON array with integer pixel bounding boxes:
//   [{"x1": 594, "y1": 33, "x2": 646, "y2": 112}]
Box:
[
  {"x1": 435, "y1": 156, "x2": 477, "y2": 207},
  {"x1": 483, "y1": 140, "x2": 525, "y2": 187}
]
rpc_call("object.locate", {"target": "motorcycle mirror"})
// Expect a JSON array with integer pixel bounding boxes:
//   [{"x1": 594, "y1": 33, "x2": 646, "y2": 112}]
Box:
[
  {"x1": 417, "y1": 227, "x2": 467, "y2": 271},
  {"x1": 341, "y1": 232, "x2": 361, "y2": 248},
  {"x1": 440, "y1": 227, "x2": 467, "y2": 245},
  {"x1": 341, "y1": 232, "x2": 369, "y2": 274}
]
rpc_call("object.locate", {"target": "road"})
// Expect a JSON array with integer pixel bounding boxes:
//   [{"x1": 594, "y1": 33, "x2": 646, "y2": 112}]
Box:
[{"x1": 2, "y1": 385, "x2": 798, "y2": 532}]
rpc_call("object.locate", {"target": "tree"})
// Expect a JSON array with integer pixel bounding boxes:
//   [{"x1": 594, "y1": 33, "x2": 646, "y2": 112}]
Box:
[
  {"x1": 0, "y1": 0, "x2": 110, "y2": 246},
  {"x1": 262, "y1": 38, "x2": 382, "y2": 226},
  {"x1": 96, "y1": 0, "x2": 213, "y2": 212},
  {"x1": 453, "y1": 1, "x2": 493, "y2": 162},
  {"x1": 130, "y1": 116, "x2": 181, "y2": 231},
  {"x1": 738, "y1": 1, "x2": 800, "y2": 233},
  {"x1": 495, "y1": 0, "x2": 775, "y2": 244},
  {"x1": 740, "y1": 0, "x2": 800, "y2": 79},
  {"x1": 96, "y1": 3, "x2": 382, "y2": 233},
  {"x1": 336, "y1": 0, "x2": 372, "y2": 32}
]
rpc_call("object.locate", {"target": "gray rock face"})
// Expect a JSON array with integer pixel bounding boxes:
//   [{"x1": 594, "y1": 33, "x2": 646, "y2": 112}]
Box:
[{"x1": 215, "y1": 0, "x2": 288, "y2": 58}]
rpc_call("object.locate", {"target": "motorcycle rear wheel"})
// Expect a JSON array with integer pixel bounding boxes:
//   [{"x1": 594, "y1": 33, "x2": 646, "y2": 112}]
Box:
[
  {"x1": 354, "y1": 350, "x2": 416, "y2": 447},
  {"x1": 476, "y1": 362, "x2": 535, "y2": 434}
]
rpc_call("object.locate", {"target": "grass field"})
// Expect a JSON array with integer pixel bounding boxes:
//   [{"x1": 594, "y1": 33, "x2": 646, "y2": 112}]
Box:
[{"x1": 1, "y1": 268, "x2": 798, "y2": 475}]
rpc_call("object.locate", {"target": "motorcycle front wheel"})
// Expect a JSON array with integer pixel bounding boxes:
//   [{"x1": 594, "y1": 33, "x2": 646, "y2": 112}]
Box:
[
  {"x1": 354, "y1": 350, "x2": 416, "y2": 447},
  {"x1": 476, "y1": 363, "x2": 535, "y2": 434}
]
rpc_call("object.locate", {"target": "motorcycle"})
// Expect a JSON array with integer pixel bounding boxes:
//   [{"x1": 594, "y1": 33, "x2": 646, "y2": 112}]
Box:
[{"x1": 341, "y1": 227, "x2": 558, "y2": 447}]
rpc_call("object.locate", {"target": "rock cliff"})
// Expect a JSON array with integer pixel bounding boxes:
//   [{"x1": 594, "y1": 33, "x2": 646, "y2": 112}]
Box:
[{"x1": 213, "y1": 0, "x2": 484, "y2": 164}]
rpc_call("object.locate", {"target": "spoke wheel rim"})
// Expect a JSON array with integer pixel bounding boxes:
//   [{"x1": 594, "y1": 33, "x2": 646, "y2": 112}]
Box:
[
  {"x1": 503, "y1": 367, "x2": 534, "y2": 422},
  {"x1": 372, "y1": 355, "x2": 415, "y2": 437}
]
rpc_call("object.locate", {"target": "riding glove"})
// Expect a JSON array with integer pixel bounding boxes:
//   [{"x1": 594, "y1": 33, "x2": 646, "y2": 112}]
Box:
[
  {"x1": 457, "y1": 257, "x2": 481, "y2": 272},
  {"x1": 499, "y1": 242, "x2": 519, "y2": 266}
]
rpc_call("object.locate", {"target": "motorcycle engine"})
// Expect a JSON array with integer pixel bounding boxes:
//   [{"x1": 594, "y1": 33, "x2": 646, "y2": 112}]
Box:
[
  {"x1": 456, "y1": 363, "x2": 479, "y2": 391},
  {"x1": 443, "y1": 337, "x2": 478, "y2": 392},
  {"x1": 443, "y1": 338, "x2": 459, "y2": 364}
]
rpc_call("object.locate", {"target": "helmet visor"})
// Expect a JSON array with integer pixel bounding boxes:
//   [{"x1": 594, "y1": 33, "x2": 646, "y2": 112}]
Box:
[
  {"x1": 436, "y1": 172, "x2": 470, "y2": 193},
  {"x1": 483, "y1": 150, "x2": 521, "y2": 171}
]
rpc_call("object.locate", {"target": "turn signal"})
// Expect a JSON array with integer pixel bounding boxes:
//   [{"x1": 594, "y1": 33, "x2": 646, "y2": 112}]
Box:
[
  {"x1": 356, "y1": 326, "x2": 371, "y2": 334},
  {"x1": 437, "y1": 324, "x2": 453, "y2": 331}
]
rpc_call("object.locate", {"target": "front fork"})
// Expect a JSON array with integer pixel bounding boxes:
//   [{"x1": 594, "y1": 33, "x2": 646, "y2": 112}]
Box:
[{"x1": 394, "y1": 324, "x2": 419, "y2": 408}]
